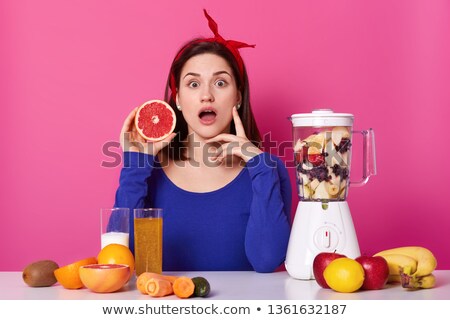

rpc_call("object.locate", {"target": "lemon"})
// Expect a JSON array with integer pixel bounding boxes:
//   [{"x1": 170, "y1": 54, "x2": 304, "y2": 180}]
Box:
[{"x1": 323, "y1": 258, "x2": 365, "y2": 293}]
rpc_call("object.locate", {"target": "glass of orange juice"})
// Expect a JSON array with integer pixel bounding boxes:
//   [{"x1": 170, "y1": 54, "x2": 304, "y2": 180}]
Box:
[{"x1": 133, "y1": 208, "x2": 163, "y2": 276}]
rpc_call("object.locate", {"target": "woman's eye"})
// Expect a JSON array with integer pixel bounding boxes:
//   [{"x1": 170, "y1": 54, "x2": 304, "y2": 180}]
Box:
[
  {"x1": 215, "y1": 80, "x2": 227, "y2": 87},
  {"x1": 188, "y1": 81, "x2": 199, "y2": 88}
]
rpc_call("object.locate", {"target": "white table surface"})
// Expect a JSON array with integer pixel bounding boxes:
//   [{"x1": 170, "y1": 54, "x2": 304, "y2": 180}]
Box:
[{"x1": 1, "y1": 270, "x2": 449, "y2": 300}]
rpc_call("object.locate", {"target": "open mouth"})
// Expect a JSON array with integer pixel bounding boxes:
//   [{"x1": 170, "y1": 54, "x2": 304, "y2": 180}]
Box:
[{"x1": 199, "y1": 108, "x2": 217, "y2": 124}]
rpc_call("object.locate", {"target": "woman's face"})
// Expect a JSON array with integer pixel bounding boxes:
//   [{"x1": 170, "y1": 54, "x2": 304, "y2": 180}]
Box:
[{"x1": 177, "y1": 53, "x2": 241, "y2": 140}]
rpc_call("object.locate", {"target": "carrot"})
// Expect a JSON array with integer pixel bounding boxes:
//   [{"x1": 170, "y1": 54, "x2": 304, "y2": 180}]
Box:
[
  {"x1": 144, "y1": 272, "x2": 178, "y2": 283},
  {"x1": 145, "y1": 278, "x2": 174, "y2": 297},
  {"x1": 136, "y1": 272, "x2": 178, "y2": 294},
  {"x1": 173, "y1": 276, "x2": 195, "y2": 299},
  {"x1": 136, "y1": 273, "x2": 154, "y2": 294}
]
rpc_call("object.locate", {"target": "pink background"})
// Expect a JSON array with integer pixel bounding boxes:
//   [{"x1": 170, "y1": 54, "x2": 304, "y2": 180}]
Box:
[{"x1": 1, "y1": 0, "x2": 449, "y2": 271}]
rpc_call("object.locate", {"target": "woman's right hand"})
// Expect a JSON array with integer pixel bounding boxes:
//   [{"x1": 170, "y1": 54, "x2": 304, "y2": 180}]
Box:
[{"x1": 120, "y1": 107, "x2": 176, "y2": 155}]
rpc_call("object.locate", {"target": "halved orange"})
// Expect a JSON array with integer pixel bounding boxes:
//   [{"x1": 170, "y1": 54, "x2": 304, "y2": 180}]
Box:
[{"x1": 54, "y1": 257, "x2": 97, "y2": 289}]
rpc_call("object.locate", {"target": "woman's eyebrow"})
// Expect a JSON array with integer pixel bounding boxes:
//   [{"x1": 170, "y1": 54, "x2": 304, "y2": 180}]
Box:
[
  {"x1": 213, "y1": 71, "x2": 231, "y2": 77},
  {"x1": 182, "y1": 71, "x2": 231, "y2": 79},
  {"x1": 183, "y1": 72, "x2": 201, "y2": 79}
]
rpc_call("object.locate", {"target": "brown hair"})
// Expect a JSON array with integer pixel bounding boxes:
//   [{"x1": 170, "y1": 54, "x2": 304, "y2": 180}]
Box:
[{"x1": 163, "y1": 40, "x2": 262, "y2": 161}]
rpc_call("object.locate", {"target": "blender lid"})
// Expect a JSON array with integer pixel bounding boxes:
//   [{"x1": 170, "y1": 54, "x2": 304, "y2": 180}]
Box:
[{"x1": 290, "y1": 109, "x2": 354, "y2": 127}]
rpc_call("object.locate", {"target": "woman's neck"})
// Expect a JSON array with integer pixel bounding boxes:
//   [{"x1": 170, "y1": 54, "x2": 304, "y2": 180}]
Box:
[{"x1": 182, "y1": 133, "x2": 213, "y2": 167}]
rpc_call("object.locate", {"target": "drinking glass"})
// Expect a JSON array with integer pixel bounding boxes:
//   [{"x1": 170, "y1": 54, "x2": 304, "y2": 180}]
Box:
[
  {"x1": 134, "y1": 208, "x2": 163, "y2": 276},
  {"x1": 100, "y1": 208, "x2": 130, "y2": 249}
]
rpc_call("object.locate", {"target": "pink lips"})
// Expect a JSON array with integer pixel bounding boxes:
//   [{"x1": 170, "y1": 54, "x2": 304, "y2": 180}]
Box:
[{"x1": 198, "y1": 107, "x2": 217, "y2": 125}]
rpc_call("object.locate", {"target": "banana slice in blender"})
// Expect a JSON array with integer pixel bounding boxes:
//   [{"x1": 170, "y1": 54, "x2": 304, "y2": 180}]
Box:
[
  {"x1": 331, "y1": 127, "x2": 350, "y2": 146},
  {"x1": 303, "y1": 185, "x2": 312, "y2": 199},
  {"x1": 312, "y1": 181, "x2": 329, "y2": 199},
  {"x1": 326, "y1": 182, "x2": 340, "y2": 197},
  {"x1": 307, "y1": 146, "x2": 321, "y2": 155},
  {"x1": 339, "y1": 181, "x2": 347, "y2": 199},
  {"x1": 310, "y1": 179, "x2": 320, "y2": 191},
  {"x1": 304, "y1": 133, "x2": 325, "y2": 151}
]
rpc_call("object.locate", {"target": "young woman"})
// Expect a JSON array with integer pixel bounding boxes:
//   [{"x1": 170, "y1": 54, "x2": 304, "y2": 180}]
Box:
[{"x1": 114, "y1": 10, "x2": 291, "y2": 272}]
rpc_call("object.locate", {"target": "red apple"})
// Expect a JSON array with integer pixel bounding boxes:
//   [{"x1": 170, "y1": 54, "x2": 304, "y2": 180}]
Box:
[
  {"x1": 355, "y1": 255, "x2": 389, "y2": 290},
  {"x1": 313, "y1": 252, "x2": 346, "y2": 288}
]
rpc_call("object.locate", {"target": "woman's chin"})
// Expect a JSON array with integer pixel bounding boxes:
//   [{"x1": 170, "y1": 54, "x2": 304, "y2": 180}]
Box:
[{"x1": 190, "y1": 125, "x2": 230, "y2": 140}]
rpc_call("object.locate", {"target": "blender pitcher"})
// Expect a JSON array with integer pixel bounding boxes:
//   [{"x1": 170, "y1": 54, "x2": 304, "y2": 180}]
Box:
[{"x1": 285, "y1": 109, "x2": 376, "y2": 280}]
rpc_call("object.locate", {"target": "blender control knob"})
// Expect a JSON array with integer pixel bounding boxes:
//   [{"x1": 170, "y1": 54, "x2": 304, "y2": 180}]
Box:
[
  {"x1": 323, "y1": 229, "x2": 331, "y2": 248},
  {"x1": 313, "y1": 226, "x2": 339, "y2": 251}
]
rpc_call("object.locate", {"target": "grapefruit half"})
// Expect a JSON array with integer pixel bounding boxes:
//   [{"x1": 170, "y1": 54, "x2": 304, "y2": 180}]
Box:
[
  {"x1": 135, "y1": 100, "x2": 176, "y2": 141},
  {"x1": 79, "y1": 264, "x2": 130, "y2": 293}
]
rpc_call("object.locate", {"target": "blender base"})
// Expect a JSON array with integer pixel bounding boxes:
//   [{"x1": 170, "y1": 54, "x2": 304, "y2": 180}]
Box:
[{"x1": 285, "y1": 201, "x2": 360, "y2": 280}]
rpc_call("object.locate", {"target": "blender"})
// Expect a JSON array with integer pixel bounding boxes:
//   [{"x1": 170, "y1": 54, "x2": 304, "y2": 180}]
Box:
[{"x1": 285, "y1": 109, "x2": 376, "y2": 280}]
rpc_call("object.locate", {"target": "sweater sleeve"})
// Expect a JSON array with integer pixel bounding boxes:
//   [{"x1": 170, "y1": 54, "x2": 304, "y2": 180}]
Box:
[
  {"x1": 244, "y1": 152, "x2": 292, "y2": 273},
  {"x1": 113, "y1": 151, "x2": 155, "y2": 252}
]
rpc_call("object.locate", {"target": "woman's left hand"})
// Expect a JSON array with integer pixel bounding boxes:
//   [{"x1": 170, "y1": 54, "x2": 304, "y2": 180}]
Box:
[{"x1": 206, "y1": 107, "x2": 263, "y2": 163}]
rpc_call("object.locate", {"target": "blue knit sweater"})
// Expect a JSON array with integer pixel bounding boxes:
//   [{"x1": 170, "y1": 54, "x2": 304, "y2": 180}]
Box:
[{"x1": 113, "y1": 151, "x2": 291, "y2": 272}]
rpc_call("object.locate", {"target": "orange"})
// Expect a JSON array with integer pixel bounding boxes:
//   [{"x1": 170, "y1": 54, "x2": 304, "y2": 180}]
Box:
[
  {"x1": 97, "y1": 244, "x2": 135, "y2": 276},
  {"x1": 53, "y1": 257, "x2": 97, "y2": 289}
]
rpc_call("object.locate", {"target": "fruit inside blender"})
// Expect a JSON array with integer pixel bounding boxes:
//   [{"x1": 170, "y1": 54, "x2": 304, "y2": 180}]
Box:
[{"x1": 294, "y1": 126, "x2": 352, "y2": 201}]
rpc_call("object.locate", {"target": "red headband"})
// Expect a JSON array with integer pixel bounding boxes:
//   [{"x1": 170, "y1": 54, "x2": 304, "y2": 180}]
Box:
[{"x1": 169, "y1": 9, "x2": 255, "y2": 101}]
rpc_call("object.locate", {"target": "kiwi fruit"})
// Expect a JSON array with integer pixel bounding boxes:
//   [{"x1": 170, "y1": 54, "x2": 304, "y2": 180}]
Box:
[{"x1": 22, "y1": 260, "x2": 59, "y2": 287}]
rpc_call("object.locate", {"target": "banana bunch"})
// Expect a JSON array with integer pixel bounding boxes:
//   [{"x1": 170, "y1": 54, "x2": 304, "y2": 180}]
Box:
[{"x1": 374, "y1": 246, "x2": 437, "y2": 289}]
